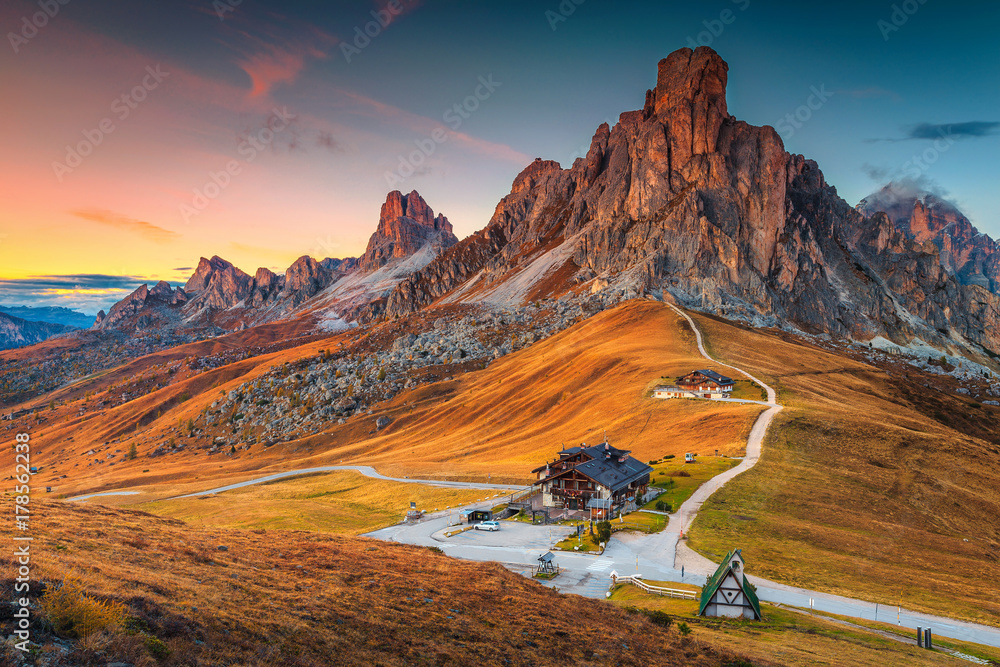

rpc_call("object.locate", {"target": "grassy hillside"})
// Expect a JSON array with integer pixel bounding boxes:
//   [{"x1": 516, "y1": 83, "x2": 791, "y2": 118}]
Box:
[
  {"x1": 686, "y1": 312, "x2": 1000, "y2": 627},
  {"x1": 136, "y1": 471, "x2": 495, "y2": 533},
  {"x1": 0, "y1": 499, "x2": 746, "y2": 666},
  {"x1": 6, "y1": 301, "x2": 763, "y2": 498},
  {"x1": 7, "y1": 299, "x2": 997, "y2": 629}
]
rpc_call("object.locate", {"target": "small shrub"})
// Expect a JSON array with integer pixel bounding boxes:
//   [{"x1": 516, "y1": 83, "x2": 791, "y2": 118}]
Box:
[
  {"x1": 677, "y1": 621, "x2": 691, "y2": 636},
  {"x1": 41, "y1": 577, "x2": 127, "y2": 639},
  {"x1": 664, "y1": 454, "x2": 675, "y2": 460},
  {"x1": 427, "y1": 546, "x2": 444, "y2": 555},
  {"x1": 646, "y1": 610, "x2": 673, "y2": 628},
  {"x1": 596, "y1": 520, "x2": 612, "y2": 543},
  {"x1": 655, "y1": 500, "x2": 672, "y2": 513},
  {"x1": 144, "y1": 635, "x2": 171, "y2": 660}
]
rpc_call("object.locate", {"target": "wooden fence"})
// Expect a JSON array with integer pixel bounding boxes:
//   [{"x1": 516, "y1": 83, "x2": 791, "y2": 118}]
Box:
[{"x1": 612, "y1": 575, "x2": 697, "y2": 600}]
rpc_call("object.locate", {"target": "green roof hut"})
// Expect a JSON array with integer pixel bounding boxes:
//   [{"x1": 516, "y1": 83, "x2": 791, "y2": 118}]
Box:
[{"x1": 698, "y1": 549, "x2": 762, "y2": 620}]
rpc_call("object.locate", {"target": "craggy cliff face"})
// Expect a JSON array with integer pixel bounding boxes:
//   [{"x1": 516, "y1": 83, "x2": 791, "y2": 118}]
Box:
[{"x1": 387, "y1": 46, "x2": 1000, "y2": 357}]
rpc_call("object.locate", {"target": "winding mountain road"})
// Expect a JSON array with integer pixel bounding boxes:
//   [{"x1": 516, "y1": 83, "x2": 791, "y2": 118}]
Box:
[
  {"x1": 166, "y1": 466, "x2": 525, "y2": 499},
  {"x1": 64, "y1": 466, "x2": 526, "y2": 503},
  {"x1": 370, "y1": 304, "x2": 1000, "y2": 648},
  {"x1": 663, "y1": 304, "x2": 782, "y2": 540}
]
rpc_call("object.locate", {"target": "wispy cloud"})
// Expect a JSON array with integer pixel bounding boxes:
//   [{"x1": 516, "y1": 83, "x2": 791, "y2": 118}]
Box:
[
  {"x1": 225, "y1": 13, "x2": 337, "y2": 99},
  {"x1": 866, "y1": 120, "x2": 1000, "y2": 143},
  {"x1": 237, "y1": 45, "x2": 314, "y2": 99},
  {"x1": 71, "y1": 209, "x2": 180, "y2": 244},
  {"x1": 909, "y1": 121, "x2": 999, "y2": 140},
  {"x1": 0, "y1": 274, "x2": 159, "y2": 315},
  {"x1": 339, "y1": 89, "x2": 533, "y2": 164}
]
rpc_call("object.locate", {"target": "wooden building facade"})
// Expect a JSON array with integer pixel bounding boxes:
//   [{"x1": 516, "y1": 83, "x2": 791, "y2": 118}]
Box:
[
  {"x1": 655, "y1": 369, "x2": 734, "y2": 400},
  {"x1": 532, "y1": 443, "x2": 652, "y2": 515}
]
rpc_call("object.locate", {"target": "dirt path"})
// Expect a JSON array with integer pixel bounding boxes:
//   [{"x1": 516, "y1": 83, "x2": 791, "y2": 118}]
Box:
[{"x1": 661, "y1": 304, "x2": 783, "y2": 571}]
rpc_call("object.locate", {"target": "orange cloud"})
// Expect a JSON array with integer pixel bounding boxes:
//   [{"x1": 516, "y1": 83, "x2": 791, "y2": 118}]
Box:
[
  {"x1": 231, "y1": 21, "x2": 337, "y2": 99},
  {"x1": 71, "y1": 209, "x2": 180, "y2": 244},
  {"x1": 238, "y1": 47, "x2": 308, "y2": 99}
]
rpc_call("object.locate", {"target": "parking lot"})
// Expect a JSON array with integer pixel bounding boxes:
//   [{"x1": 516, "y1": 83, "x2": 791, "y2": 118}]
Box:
[{"x1": 435, "y1": 520, "x2": 568, "y2": 549}]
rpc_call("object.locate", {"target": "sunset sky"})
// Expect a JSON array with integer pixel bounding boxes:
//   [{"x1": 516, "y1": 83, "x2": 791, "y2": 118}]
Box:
[{"x1": 1, "y1": 0, "x2": 997, "y2": 315}]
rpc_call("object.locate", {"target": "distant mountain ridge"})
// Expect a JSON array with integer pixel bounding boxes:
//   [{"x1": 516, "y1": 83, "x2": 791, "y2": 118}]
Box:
[
  {"x1": 0, "y1": 305, "x2": 93, "y2": 329},
  {"x1": 94, "y1": 190, "x2": 458, "y2": 332},
  {"x1": 0, "y1": 311, "x2": 74, "y2": 350}
]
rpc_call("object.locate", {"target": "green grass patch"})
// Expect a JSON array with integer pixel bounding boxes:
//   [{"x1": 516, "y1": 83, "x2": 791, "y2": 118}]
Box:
[
  {"x1": 642, "y1": 456, "x2": 741, "y2": 512},
  {"x1": 553, "y1": 528, "x2": 603, "y2": 553}
]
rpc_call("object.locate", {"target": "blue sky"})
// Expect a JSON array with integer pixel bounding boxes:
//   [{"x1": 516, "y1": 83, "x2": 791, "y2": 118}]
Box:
[{"x1": 1, "y1": 0, "x2": 997, "y2": 315}]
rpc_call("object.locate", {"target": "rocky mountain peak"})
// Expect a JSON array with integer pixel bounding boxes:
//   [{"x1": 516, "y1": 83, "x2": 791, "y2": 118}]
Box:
[
  {"x1": 149, "y1": 280, "x2": 174, "y2": 299},
  {"x1": 650, "y1": 46, "x2": 729, "y2": 158},
  {"x1": 282, "y1": 256, "x2": 332, "y2": 305},
  {"x1": 359, "y1": 190, "x2": 458, "y2": 272},
  {"x1": 858, "y1": 182, "x2": 1000, "y2": 292},
  {"x1": 385, "y1": 46, "x2": 1000, "y2": 359},
  {"x1": 185, "y1": 256, "x2": 240, "y2": 293}
]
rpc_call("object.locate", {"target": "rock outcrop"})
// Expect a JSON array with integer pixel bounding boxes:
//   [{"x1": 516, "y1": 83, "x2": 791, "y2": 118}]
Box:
[
  {"x1": 95, "y1": 191, "x2": 458, "y2": 332},
  {"x1": 358, "y1": 190, "x2": 458, "y2": 272},
  {"x1": 94, "y1": 282, "x2": 188, "y2": 331},
  {"x1": 386, "y1": 46, "x2": 1000, "y2": 357},
  {"x1": 858, "y1": 183, "x2": 1000, "y2": 293}
]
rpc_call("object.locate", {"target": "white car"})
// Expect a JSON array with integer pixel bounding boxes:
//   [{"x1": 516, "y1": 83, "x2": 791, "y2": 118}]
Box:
[{"x1": 474, "y1": 520, "x2": 500, "y2": 531}]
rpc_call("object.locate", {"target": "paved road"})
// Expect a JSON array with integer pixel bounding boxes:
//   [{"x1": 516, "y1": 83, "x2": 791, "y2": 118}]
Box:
[
  {"x1": 67, "y1": 491, "x2": 140, "y2": 502},
  {"x1": 63, "y1": 466, "x2": 527, "y2": 502}
]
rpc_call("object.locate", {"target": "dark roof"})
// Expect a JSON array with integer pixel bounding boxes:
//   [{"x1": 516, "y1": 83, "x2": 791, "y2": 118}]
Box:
[
  {"x1": 698, "y1": 549, "x2": 761, "y2": 619},
  {"x1": 538, "y1": 552, "x2": 555, "y2": 563},
  {"x1": 531, "y1": 446, "x2": 585, "y2": 473},
  {"x1": 545, "y1": 443, "x2": 652, "y2": 494},
  {"x1": 695, "y1": 369, "x2": 734, "y2": 385}
]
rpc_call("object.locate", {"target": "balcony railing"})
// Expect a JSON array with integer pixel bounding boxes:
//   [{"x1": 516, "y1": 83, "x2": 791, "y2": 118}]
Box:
[{"x1": 549, "y1": 488, "x2": 594, "y2": 498}]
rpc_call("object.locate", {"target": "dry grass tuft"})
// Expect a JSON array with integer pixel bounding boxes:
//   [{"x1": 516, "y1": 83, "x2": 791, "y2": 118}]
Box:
[{"x1": 41, "y1": 576, "x2": 127, "y2": 638}]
